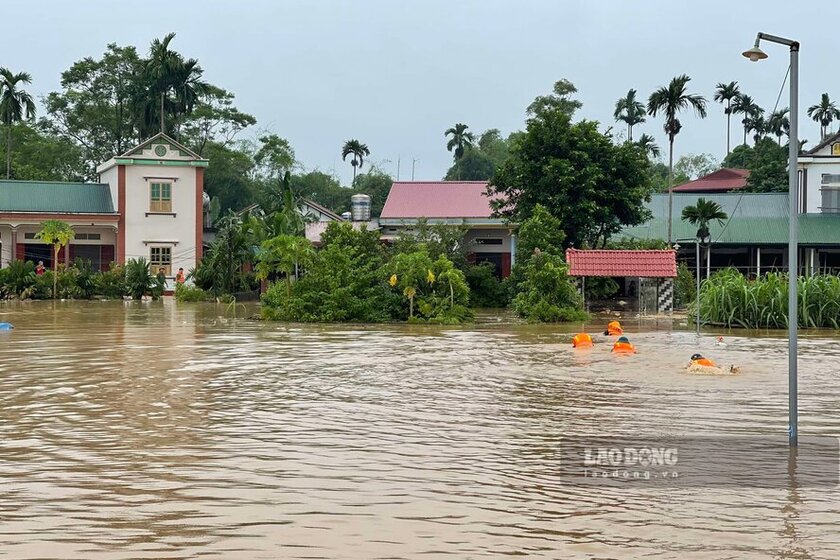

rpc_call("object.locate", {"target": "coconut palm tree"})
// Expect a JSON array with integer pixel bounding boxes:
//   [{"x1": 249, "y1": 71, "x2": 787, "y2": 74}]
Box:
[
  {"x1": 767, "y1": 108, "x2": 790, "y2": 145},
  {"x1": 635, "y1": 133, "x2": 660, "y2": 159},
  {"x1": 682, "y1": 198, "x2": 728, "y2": 279},
  {"x1": 713, "y1": 81, "x2": 740, "y2": 154},
  {"x1": 647, "y1": 74, "x2": 708, "y2": 244},
  {"x1": 34, "y1": 220, "x2": 75, "y2": 299},
  {"x1": 613, "y1": 89, "x2": 646, "y2": 141},
  {"x1": 0, "y1": 68, "x2": 36, "y2": 179},
  {"x1": 341, "y1": 139, "x2": 370, "y2": 184},
  {"x1": 807, "y1": 93, "x2": 840, "y2": 140},
  {"x1": 731, "y1": 94, "x2": 763, "y2": 146}
]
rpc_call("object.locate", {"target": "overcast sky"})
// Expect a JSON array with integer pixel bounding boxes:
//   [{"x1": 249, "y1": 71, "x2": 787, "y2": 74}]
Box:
[{"x1": 2, "y1": 1, "x2": 836, "y2": 184}]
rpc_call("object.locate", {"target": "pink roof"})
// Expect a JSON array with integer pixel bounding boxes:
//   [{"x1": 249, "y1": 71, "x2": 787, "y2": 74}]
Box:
[
  {"x1": 671, "y1": 168, "x2": 749, "y2": 193},
  {"x1": 380, "y1": 181, "x2": 500, "y2": 219},
  {"x1": 566, "y1": 249, "x2": 677, "y2": 278}
]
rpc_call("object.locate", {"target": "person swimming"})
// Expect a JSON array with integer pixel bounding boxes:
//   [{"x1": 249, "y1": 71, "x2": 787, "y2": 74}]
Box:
[
  {"x1": 603, "y1": 320, "x2": 623, "y2": 336},
  {"x1": 612, "y1": 335, "x2": 636, "y2": 353},
  {"x1": 689, "y1": 353, "x2": 717, "y2": 367},
  {"x1": 572, "y1": 333, "x2": 593, "y2": 348}
]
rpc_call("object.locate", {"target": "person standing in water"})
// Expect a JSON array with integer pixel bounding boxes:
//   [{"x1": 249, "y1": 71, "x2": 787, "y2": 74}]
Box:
[{"x1": 612, "y1": 336, "x2": 636, "y2": 353}]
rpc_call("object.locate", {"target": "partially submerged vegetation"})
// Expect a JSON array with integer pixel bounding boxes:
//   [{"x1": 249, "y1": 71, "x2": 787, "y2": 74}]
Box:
[{"x1": 699, "y1": 268, "x2": 840, "y2": 329}]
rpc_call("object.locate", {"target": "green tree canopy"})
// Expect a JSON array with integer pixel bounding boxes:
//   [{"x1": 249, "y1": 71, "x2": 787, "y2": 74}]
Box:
[
  {"x1": 674, "y1": 153, "x2": 720, "y2": 180},
  {"x1": 527, "y1": 78, "x2": 582, "y2": 118},
  {"x1": 488, "y1": 108, "x2": 653, "y2": 248},
  {"x1": 721, "y1": 137, "x2": 788, "y2": 192}
]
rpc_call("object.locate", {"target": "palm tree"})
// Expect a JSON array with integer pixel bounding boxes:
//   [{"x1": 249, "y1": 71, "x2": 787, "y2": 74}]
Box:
[
  {"x1": 635, "y1": 133, "x2": 660, "y2": 159},
  {"x1": 0, "y1": 68, "x2": 36, "y2": 179},
  {"x1": 713, "y1": 81, "x2": 740, "y2": 154},
  {"x1": 445, "y1": 123, "x2": 475, "y2": 180},
  {"x1": 807, "y1": 93, "x2": 840, "y2": 140},
  {"x1": 767, "y1": 108, "x2": 790, "y2": 145},
  {"x1": 35, "y1": 220, "x2": 75, "y2": 299},
  {"x1": 682, "y1": 198, "x2": 728, "y2": 279},
  {"x1": 341, "y1": 139, "x2": 370, "y2": 184},
  {"x1": 613, "y1": 89, "x2": 646, "y2": 141},
  {"x1": 746, "y1": 114, "x2": 767, "y2": 145},
  {"x1": 140, "y1": 33, "x2": 209, "y2": 138},
  {"x1": 256, "y1": 234, "x2": 314, "y2": 298},
  {"x1": 647, "y1": 74, "x2": 708, "y2": 244},
  {"x1": 731, "y1": 94, "x2": 763, "y2": 146}
]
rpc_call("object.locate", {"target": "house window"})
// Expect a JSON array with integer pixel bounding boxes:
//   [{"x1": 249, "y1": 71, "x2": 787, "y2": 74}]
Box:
[
  {"x1": 74, "y1": 233, "x2": 102, "y2": 241},
  {"x1": 150, "y1": 182, "x2": 172, "y2": 212},
  {"x1": 24, "y1": 233, "x2": 36, "y2": 240},
  {"x1": 150, "y1": 246, "x2": 172, "y2": 275},
  {"x1": 821, "y1": 188, "x2": 840, "y2": 214},
  {"x1": 821, "y1": 174, "x2": 840, "y2": 185},
  {"x1": 475, "y1": 238, "x2": 503, "y2": 245}
]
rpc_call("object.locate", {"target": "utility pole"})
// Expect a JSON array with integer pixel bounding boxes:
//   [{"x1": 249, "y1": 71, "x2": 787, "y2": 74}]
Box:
[
  {"x1": 412, "y1": 158, "x2": 418, "y2": 181},
  {"x1": 396, "y1": 156, "x2": 400, "y2": 180},
  {"x1": 160, "y1": 92, "x2": 165, "y2": 133}
]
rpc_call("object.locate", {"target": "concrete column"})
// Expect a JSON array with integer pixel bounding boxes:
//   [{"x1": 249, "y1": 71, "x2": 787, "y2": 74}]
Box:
[
  {"x1": 510, "y1": 232, "x2": 517, "y2": 269},
  {"x1": 756, "y1": 246, "x2": 761, "y2": 278}
]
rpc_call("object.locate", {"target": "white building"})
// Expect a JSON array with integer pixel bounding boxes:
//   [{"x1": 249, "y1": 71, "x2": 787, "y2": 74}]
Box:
[
  {"x1": 0, "y1": 132, "x2": 207, "y2": 282},
  {"x1": 798, "y1": 131, "x2": 840, "y2": 214}
]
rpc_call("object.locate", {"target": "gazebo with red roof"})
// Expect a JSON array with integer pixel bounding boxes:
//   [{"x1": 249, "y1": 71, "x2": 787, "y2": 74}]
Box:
[{"x1": 565, "y1": 249, "x2": 678, "y2": 313}]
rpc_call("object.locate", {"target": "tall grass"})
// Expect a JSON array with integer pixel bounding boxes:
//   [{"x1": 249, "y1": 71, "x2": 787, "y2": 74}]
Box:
[{"x1": 698, "y1": 268, "x2": 840, "y2": 329}]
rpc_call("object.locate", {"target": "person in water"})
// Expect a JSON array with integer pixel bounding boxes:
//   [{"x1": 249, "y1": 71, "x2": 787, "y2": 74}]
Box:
[
  {"x1": 604, "y1": 321, "x2": 623, "y2": 336},
  {"x1": 572, "y1": 333, "x2": 593, "y2": 348},
  {"x1": 612, "y1": 336, "x2": 636, "y2": 353},
  {"x1": 689, "y1": 353, "x2": 717, "y2": 367}
]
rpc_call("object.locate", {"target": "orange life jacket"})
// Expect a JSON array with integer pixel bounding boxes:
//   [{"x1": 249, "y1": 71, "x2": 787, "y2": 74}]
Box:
[
  {"x1": 612, "y1": 341, "x2": 636, "y2": 353},
  {"x1": 607, "y1": 321, "x2": 623, "y2": 335},
  {"x1": 572, "y1": 333, "x2": 593, "y2": 348},
  {"x1": 692, "y1": 357, "x2": 717, "y2": 367}
]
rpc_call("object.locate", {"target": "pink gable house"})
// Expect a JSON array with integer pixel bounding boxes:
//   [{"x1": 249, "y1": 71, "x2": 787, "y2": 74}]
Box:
[{"x1": 379, "y1": 181, "x2": 516, "y2": 277}]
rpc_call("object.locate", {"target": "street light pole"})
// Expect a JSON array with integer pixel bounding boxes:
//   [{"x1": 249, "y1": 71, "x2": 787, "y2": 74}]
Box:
[{"x1": 744, "y1": 32, "x2": 800, "y2": 447}]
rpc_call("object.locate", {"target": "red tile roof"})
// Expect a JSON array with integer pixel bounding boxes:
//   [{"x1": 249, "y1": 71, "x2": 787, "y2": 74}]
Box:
[
  {"x1": 566, "y1": 249, "x2": 677, "y2": 278},
  {"x1": 380, "y1": 181, "x2": 501, "y2": 219},
  {"x1": 670, "y1": 168, "x2": 749, "y2": 193}
]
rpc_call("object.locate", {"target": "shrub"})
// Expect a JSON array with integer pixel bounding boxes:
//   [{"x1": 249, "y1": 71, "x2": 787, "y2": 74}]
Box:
[
  {"x1": 512, "y1": 253, "x2": 587, "y2": 322},
  {"x1": 94, "y1": 264, "x2": 126, "y2": 299},
  {"x1": 3, "y1": 260, "x2": 36, "y2": 298},
  {"x1": 584, "y1": 276, "x2": 620, "y2": 300},
  {"x1": 175, "y1": 283, "x2": 212, "y2": 302},
  {"x1": 464, "y1": 263, "x2": 509, "y2": 308},
  {"x1": 675, "y1": 262, "x2": 695, "y2": 308},
  {"x1": 125, "y1": 258, "x2": 154, "y2": 300}
]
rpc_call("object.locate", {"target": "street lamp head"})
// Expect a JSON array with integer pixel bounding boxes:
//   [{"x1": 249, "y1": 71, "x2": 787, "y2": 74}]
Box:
[{"x1": 742, "y1": 46, "x2": 768, "y2": 62}]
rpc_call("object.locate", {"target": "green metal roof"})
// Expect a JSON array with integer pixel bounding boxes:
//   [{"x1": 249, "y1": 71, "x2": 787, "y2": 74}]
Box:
[
  {"x1": 621, "y1": 192, "x2": 840, "y2": 245},
  {"x1": 0, "y1": 180, "x2": 115, "y2": 213}
]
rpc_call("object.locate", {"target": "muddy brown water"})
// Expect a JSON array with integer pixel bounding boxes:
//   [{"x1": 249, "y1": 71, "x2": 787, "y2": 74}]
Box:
[{"x1": 0, "y1": 300, "x2": 838, "y2": 559}]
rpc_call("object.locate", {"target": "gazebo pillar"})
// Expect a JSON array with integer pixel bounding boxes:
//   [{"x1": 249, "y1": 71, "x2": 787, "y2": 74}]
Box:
[{"x1": 657, "y1": 277, "x2": 674, "y2": 314}]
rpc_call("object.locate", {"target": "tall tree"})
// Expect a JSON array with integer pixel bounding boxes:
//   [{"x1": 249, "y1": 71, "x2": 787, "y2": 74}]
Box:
[
  {"x1": 767, "y1": 108, "x2": 790, "y2": 145},
  {"x1": 487, "y1": 107, "x2": 653, "y2": 249},
  {"x1": 527, "y1": 79, "x2": 582, "y2": 118},
  {"x1": 43, "y1": 44, "x2": 144, "y2": 177},
  {"x1": 35, "y1": 220, "x2": 75, "y2": 299},
  {"x1": 647, "y1": 74, "x2": 707, "y2": 244},
  {"x1": 681, "y1": 198, "x2": 728, "y2": 278},
  {"x1": 140, "y1": 33, "x2": 209, "y2": 138},
  {"x1": 807, "y1": 93, "x2": 840, "y2": 140},
  {"x1": 713, "y1": 81, "x2": 740, "y2": 154},
  {"x1": 613, "y1": 89, "x2": 646, "y2": 141},
  {"x1": 731, "y1": 94, "x2": 763, "y2": 146},
  {"x1": 341, "y1": 139, "x2": 370, "y2": 184},
  {"x1": 0, "y1": 68, "x2": 36, "y2": 178},
  {"x1": 445, "y1": 123, "x2": 475, "y2": 161}
]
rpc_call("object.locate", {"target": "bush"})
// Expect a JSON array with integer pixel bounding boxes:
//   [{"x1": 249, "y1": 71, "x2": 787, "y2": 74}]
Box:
[
  {"x1": 464, "y1": 263, "x2": 510, "y2": 308},
  {"x1": 675, "y1": 262, "x2": 695, "y2": 308},
  {"x1": 512, "y1": 253, "x2": 587, "y2": 322},
  {"x1": 125, "y1": 258, "x2": 154, "y2": 300},
  {"x1": 3, "y1": 260, "x2": 36, "y2": 298},
  {"x1": 73, "y1": 258, "x2": 97, "y2": 299},
  {"x1": 584, "y1": 276, "x2": 620, "y2": 300},
  {"x1": 175, "y1": 283, "x2": 212, "y2": 302},
  {"x1": 94, "y1": 264, "x2": 126, "y2": 299}
]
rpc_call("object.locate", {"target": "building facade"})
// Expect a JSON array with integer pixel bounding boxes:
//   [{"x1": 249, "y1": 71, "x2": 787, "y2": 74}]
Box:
[
  {"x1": 0, "y1": 133, "x2": 207, "y2": 281},
  {"x1": 379, "y1": 181, "x2": 516, "y2": 278}
]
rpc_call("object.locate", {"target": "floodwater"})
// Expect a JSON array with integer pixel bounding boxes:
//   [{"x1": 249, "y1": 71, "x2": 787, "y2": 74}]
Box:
[{"x1": 0, "y1": 301, "x2": 838, "y2": 559}]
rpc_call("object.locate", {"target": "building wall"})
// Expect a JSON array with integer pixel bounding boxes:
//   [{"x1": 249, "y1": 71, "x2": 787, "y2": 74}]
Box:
[
  {"x1": 802, "y1": 159, "x2": 840, "y2": 214},
  {"x1": 122, "y1": 163, "x2": 200, "y2": 277}
]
